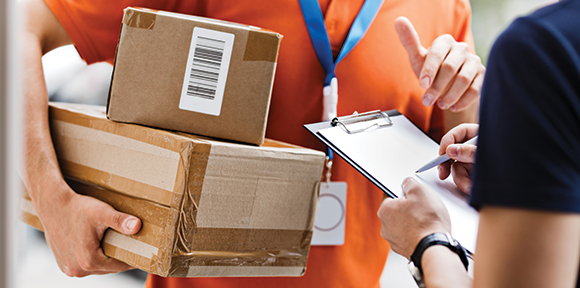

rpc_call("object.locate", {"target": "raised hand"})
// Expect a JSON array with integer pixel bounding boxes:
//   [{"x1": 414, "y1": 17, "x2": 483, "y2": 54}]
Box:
[{"x1": 395, "y1": 16, "x2": 485, "y2": 112}]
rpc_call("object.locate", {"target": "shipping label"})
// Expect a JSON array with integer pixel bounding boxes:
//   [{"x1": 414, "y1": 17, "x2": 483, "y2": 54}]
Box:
[{"x1": 179, "y1": 27, "x2": 234, "y2": 116}]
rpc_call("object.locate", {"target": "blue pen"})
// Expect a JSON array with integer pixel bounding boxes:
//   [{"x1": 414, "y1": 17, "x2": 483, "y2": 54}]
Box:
[{"x1": 415, "y1": 136, "x2": 479, "y2": 173}]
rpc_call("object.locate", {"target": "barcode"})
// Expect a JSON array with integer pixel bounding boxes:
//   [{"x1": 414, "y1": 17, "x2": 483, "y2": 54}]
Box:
[
  {"x1": 179, "y1": 27, "x2": 234, "y2": 116},
  {"x1": 186, "y1": 36, "x2": 226, "y2": 100}
]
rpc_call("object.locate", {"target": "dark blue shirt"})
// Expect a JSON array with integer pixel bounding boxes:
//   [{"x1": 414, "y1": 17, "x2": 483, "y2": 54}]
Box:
[
  {"x1": 471, "y1": 0, "x2": 580, "y2": 213},
  {"x1": 471, "y1": 1, "x2": 580, "y2": 285}
]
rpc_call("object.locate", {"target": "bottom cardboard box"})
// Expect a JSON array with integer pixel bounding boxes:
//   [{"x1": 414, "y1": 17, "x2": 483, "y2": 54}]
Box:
[
  {"x1": 21, "y1": 102, "x2": 324, "y2": 277},
  {"x1": 21, "y1": 178, "x2": 317, "y2": 277}
]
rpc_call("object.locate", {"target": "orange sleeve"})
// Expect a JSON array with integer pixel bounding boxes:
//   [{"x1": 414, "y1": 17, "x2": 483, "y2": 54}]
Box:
[
  {"x1": 42, "y1": 0, "x2": 206, "y2": 64},
  {"x1": 453, "y1": 0, "x2": 476, "y2": 53}
]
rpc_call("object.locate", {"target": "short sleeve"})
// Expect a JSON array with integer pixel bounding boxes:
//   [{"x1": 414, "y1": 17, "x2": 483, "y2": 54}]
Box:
[
  {"x1": 43, "y1": 0, "x2": 206, "y2": 64},
  {"x1": 470, "y1": 15, "x2": 580, "y2": 213}
]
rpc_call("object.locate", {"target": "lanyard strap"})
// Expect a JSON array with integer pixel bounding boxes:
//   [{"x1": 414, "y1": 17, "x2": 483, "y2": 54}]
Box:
[
  {"x1": 299, "y1": 0, "x2": 383, "y2": 168},
  {"x1": 299, "y1": 0, "x2": 384, "y2": 85}
]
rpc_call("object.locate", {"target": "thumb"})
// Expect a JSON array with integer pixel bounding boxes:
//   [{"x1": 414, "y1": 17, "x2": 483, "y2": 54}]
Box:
[
  {"x1": 401, "y1": 177, "x2": 423, "y2": 198},
  {"x1": 104, "y1": 209, "x2": 142, "y2": 235},
  {"x1": 447, "y1": 144, "x2": 477, "y2": 164},
  {"x1": 394, "y1": 16, "x2": 427, "y2": 78}
]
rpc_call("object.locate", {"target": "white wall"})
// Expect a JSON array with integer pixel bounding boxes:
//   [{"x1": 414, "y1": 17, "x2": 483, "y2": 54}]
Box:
[{"x1": 0, "y1": 0, "x2": 22, "y2": 287}]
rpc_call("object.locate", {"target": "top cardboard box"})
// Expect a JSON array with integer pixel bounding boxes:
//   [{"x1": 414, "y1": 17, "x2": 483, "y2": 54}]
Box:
[{"x1": 107, "y1": 8, "x2": 282, "y2": 145}]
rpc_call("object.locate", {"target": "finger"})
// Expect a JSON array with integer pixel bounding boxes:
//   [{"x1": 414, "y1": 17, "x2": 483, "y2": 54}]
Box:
[
  {"x1": 439, "y1": 56, "x2": 482, "y2": 110},
  {"x1": 450, "y1": 71, "x2": 484, "y2": 112},
  {"x1": 420, "y1": 34, "x2": 454, "y2": 106},
  {"x1": 438, "y1": 162, "x2": 452, "y2": 180},
  {"x1": 438, "y1": 123, "x2": 479, "y2": 155},
  {"x1": 428, "y1": 43, "x2": 470, "y2": 109},
  {"x1": 435, "y1": 49, "x2": 478, "y2": 110},
  {"x1": 447, "y1": 143, "x2": 477, "y2": 164},
  {"x1": 451, "y1": 163, "x2": 473, "y2": 194},
  {"x1": 394, "y1": 16, "x2": 428, "y2": 78},
  {"x1": 102, "y1": 207, "x2": 142, "y2": 235}
]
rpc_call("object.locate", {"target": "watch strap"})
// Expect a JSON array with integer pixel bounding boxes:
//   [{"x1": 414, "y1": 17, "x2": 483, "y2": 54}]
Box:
[{"x1": 410, "y1": 232, "x2": 469, "y2": 274}]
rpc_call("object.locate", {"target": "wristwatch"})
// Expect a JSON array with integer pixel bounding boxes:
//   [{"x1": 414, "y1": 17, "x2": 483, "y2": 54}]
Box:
[{"x1": 408, "y1": 233, "x2": 469, "y2": 287}]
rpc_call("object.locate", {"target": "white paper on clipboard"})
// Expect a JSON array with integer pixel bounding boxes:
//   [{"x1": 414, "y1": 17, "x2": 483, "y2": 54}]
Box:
[{"x1": 314, "y1": 112, "x2": 479, "y2": 252}]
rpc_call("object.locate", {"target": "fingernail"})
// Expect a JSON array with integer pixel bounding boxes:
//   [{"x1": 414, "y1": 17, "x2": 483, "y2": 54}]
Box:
[
  {"x1": 438, "y1": 100, "x2": 448, "y2": 110},
  {"x1": 402, "y1": 177, "x2": 414, "y2": 187},
  {"x1": 125, "y1": 219, "x2": 137, "y2": 231},
  {"x1": 420, "y1": 76, "x2": 430, "y2": 88},
  {"x1": 448, "y1": 145, "x2": 459, "y2": 157},
  {"x1": 422, "y1": 93, "x2": 434, "y2": 106}
]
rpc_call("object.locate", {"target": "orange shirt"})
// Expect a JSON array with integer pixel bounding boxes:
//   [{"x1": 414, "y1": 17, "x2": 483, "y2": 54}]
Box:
[{"x1": 44, "y1": 0, "x2": 474, "y2": 287}]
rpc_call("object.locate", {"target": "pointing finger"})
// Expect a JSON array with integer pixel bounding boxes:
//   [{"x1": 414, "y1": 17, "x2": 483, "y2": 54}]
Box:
[
  {"x1": 419, "y1": 34, "x2": 454, "y2": 101},
  {"x1": 395, "y1": 16, "x2": 427, "y2": 78}
]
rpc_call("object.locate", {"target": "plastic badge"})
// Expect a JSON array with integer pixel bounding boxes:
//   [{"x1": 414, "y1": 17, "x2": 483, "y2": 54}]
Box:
[{"x1": 311, "y1": 181, "x2": 347, "y2": 246}]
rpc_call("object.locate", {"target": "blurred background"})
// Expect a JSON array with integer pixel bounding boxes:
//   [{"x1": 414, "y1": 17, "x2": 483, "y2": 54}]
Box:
[{"x1": 17, "y1": 0, "x2": 555, "y2": 287}]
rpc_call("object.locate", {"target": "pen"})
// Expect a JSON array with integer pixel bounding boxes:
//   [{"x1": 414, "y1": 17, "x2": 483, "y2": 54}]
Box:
[{"x1": 415, "y1": 136, "x2": 479, "y2": 173}]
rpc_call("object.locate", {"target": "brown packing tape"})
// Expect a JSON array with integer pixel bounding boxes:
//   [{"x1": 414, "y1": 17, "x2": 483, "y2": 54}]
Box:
[
  {"x1": 50, "y1": 103, "x2": 196, "y2": 208},
  {"x1": 168, "y1": 250, "x2": 308, "y2": 277},
  {"x1": 123, "y1": 8, "x2": 157, "y2": 30},
  {"x1": 172, "y1": 141, "x2": 211, "y2": 255},
  {"x1": 102, "y1": 242, "x2": 159, "y2": 275},
  {"x1": 178, "y1": 228, "x2": 312, "y2": 254},
  {"x1": 243, "y1": 30, "x2": 282, "y2": 62},
  {"x1": 60, "y1": 160, "x2": 177, "y2": 207},
  {"x1": 182, "y1": 266, "x2": 306, "y2": 277},
  {"x1": 50, "y1": 103, "x2": 189, "y2": 153}
]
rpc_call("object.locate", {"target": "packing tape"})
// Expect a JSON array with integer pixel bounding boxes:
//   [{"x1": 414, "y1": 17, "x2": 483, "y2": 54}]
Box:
[
  {"x1": 243, "y1": 30, "x2": 281, "y2": 62},
  {"x1": 103, "y1": 230, "x2": 159, "y2": 259},
  {"x1": 185, "y1": 266, "x2": 305, "y2": 277},
  {"x1": 124, "y1": 8, "x2": 157, "y2": 30},
  {"x1": 123, "y1": 7, "x2": 280, "y2": 63},
  {"x1": 52, "y1": 120, "x2": 181, "y2": 193}
]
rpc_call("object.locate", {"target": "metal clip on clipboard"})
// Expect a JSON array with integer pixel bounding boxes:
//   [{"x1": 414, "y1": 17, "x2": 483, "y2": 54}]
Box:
[{"x1": 330, "y1": 110, "x2": 393, "y2": 134}]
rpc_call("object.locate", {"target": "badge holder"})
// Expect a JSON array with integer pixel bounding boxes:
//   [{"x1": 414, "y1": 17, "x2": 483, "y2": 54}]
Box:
[{"x1": 311, "y1": 154, "x2": 347, "y2": 246}]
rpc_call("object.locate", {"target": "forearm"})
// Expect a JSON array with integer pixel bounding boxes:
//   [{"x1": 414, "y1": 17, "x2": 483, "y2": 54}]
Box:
[
  {"x1": 21, "y1": 0, "x2": 75, "y2": 205},
  {"x1": 422, "y1": 246, "x2": 472, "y2": 288},
  {"x1": 22, "y1": 30, "x2": 73, "y2": 205}
]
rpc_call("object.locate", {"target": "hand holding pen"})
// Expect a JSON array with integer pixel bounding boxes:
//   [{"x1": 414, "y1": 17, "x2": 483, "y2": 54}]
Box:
[{"x1": 417, "y1": 124, "x2": 479, "y2": 194}]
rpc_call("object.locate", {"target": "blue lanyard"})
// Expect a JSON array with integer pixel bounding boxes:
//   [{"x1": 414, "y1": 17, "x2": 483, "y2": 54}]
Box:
[
  {"x1": 299, "y1": 0, "x2": 384, "y2": 163},
  {"x1": 299, "y1": 0, "x2": 384, "y2": 86}
]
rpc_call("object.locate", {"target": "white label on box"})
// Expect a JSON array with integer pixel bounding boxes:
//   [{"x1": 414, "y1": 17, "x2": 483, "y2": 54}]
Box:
[
  {"x1": 179, "y1": 27, "x2": 234, "y2": 116},
  {"x1": 311, "y1": 182, "x2": 347, "y2": 246}
]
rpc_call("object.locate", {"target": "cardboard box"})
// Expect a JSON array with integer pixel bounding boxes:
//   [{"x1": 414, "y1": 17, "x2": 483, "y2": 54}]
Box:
[
  {"x1": 107, "y1": 7, "x2": 282, "y2": 145},
  {"x1": 22, "y1": 102, "x2": 325, "y2": 277}
]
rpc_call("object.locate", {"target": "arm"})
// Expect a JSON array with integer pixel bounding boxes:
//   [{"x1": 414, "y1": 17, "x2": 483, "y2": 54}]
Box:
[
  {"x1": 21, "y1": 0, "x2": 141, "y2": 277},
  {"x1": 475, "y1": 207, "x2": 580, "y2": 288},
  {"x1": 378, "y1": 183, "x2": 580, "y2": 288},
  {"x1": 377, "y1": 178, "x2": 472, "y2": 288}
]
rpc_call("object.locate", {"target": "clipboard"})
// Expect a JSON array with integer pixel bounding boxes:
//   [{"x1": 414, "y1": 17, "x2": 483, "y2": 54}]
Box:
[{"x1": 304, "y1": 110, "x2": 479, "y2": 252}]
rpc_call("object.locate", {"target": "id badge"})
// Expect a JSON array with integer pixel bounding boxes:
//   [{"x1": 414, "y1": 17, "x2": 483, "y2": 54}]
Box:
[{"x1": 311, "y1": 181, "x2": 347, "y2": 246}]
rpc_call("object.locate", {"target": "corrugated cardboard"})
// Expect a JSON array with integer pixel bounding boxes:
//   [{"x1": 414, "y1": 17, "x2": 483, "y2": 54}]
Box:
[
  {"x1": 22, "y1": 102, "x2": 325, "y2": 277},
  {"x1": 107, "y1": 7, "x2": 283, "y2": 145}
]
